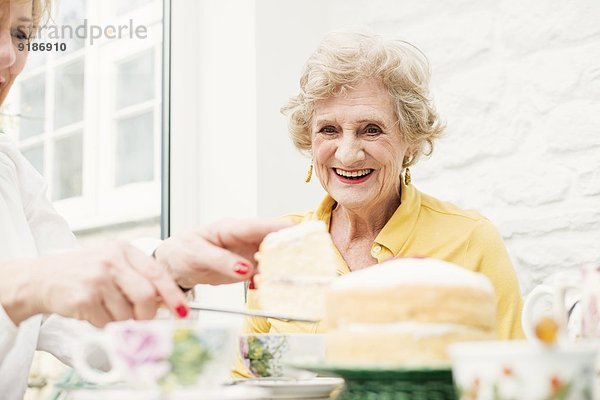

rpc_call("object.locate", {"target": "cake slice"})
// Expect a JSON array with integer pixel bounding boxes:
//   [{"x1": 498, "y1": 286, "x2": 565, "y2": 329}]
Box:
[{"x1": 254, "y1": 220, "x2": 338, "y2": 320}]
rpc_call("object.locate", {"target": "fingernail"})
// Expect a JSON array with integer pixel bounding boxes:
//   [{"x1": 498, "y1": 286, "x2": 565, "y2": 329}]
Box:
[
  {"x1": 248, "y1": 276, "x2": 256, "y2": 290},
  {"x1": 234, "y1": 261, "x2": 251, "y2": 275},
  {"x1": 175, "y1": 304, "x2": 188, "y2": 318}
]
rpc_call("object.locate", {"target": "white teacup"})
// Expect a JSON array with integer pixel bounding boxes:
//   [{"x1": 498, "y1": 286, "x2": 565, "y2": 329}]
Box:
[
  {"x1": 449, "y1": 340, "x2": 597, "y2": 400},
  {"x1": 239, "y1": 333, "x2": 325, "y2": 378},
  {"x1": 72, "y1": 320, "x2": 237, "y2": 389},
  {"x1": 523, "y1": 265, "x2": 600, "y2": 342}
]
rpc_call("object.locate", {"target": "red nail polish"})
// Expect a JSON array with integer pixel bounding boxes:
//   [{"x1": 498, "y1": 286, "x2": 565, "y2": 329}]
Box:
[
  {"x1": 248, "y1": 276, "x2": 256, "y2": 290},
  {"x1": 175, "y1": 304, "x2": 188, "y2": 318},
  {"x1": 234, "y1": 261, "x2": 251, "y2": 275}
]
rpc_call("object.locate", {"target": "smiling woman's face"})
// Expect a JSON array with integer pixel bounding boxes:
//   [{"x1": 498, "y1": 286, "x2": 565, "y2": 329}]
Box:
[
  {"x1": 0, "y1": 0, "x2": 33, "y2": 106},
  {"x1": 311, "y1": 78, "x2": 411, "y2": 211}
]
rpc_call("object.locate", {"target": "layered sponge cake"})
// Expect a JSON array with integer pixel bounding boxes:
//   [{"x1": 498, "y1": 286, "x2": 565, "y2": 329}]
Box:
[
  {"x1": 325, "y1": 258, "x2": 497, "y2": 366},
  {"x1": 254, "y1": 220, "x2": 338, "y2": 320}
]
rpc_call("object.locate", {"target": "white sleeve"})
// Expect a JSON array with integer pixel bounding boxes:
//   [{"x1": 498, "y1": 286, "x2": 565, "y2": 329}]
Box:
[
  {"x1": 0, "y1": 305, "x2": 18, "y2": 363},
  {"x1": 37, "y1": 315, "x2": 99, "y2": 367}
]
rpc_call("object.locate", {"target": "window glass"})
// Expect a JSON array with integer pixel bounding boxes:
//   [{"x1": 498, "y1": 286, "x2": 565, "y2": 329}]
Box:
[
  {"x1": 54, "y1": 61, "x2": 85, "y2": 129},
  {"x1": 116, "y1": 112, "x2": 154, "y2": 186},
  {"x1": 22, "y1": 145, "x2": 45, "y2": 175},
  {"x1": 116, "y1": 50, "x2": 155, "y2": 109},
  {"x1": 23, "y1": 51, "x2": 46, "y2": 71},
  {"x1": 116, "y1": 0, "x2": 153, "y2": 15},
  {"x1": 52, "y1": 133, "x2": 83, "y2": 200},
  {"x1": 19, "y1": 74, "x2": 46, "y2": 139},
  {"x1": 58, "y1": 0, "x2": 87, "y2": 54}
]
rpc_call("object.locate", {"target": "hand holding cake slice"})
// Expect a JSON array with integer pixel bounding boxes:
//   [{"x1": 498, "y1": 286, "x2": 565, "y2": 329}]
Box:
[{"x1": 254, "y1": 220, "x2": 338, "y2": 320}]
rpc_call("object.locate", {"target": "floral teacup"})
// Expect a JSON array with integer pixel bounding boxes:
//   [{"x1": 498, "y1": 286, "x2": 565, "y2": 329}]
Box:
[
  {"x1": 449, "y1": 340, "x2": 597, "y2": 400},
  {"x1": 72, "y1": 320, "x2": 237, "y2": 389},
  {"x1": 239, "y1": 333, "x2": 325, "y2": 378}
]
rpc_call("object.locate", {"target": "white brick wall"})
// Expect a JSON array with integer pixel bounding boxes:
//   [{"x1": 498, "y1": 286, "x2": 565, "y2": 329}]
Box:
[{"x1": 322, "y1": 0, "x2": 600, "y2": 294}]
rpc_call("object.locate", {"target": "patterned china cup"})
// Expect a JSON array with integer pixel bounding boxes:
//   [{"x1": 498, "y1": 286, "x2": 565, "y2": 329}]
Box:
[
  {"x1": 449, "y1": 340, "x2": 597, "y2": 400},
  {"x1": 72, "y1": 320, "x2": 237, "y2": 389},
  {"x1": 239, "y1": 333, "x2": 325, "y2": 378}
]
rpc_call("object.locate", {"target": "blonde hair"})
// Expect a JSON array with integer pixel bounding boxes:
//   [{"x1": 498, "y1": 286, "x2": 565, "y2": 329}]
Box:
[
  {"x1": 282, "y1": 32, "x2": 445, "y2": 167},
  {"x1": 32, "y1": 0, "x2": 51, "y2": 34}
]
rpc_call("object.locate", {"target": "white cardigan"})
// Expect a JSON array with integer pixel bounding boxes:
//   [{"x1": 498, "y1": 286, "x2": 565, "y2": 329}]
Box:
[{"x1": 0, "y1": 134, "x2": 96, "y2": 400}]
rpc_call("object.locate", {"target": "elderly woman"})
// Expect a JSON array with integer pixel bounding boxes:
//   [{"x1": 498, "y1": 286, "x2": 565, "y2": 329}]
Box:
[{"x1": 243, "y1": 32, "x2": 523, "y2": 342}]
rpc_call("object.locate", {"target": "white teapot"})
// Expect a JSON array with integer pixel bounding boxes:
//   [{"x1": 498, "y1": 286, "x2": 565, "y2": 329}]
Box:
[{"x1": 522, "y1": 265, "x2": 600, "y2": 342}]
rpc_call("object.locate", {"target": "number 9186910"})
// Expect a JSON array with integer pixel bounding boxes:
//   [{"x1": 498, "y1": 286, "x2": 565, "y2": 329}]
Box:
[{"x1": 18, "y1": 42, "x2": 67, "y2": 52}]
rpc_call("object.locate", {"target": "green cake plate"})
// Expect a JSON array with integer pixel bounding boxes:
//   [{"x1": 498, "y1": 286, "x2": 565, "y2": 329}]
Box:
[{"x1": 288, "y1": 362, "x2": 457, "y2": 400}]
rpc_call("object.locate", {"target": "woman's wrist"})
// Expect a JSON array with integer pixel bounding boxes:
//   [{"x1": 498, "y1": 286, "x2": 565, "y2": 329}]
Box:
[{"x1": 151, "y1": 242, "x2": 194, "y2": 293}]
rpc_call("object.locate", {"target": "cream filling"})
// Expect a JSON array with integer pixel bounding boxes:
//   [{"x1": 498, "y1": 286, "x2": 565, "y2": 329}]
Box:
[{"x1": 338, "y1": 321, "x2": 484, "y2": 336}]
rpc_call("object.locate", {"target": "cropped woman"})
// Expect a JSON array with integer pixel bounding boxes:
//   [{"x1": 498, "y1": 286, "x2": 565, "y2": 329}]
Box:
[
  {"x1": 243, "y1": 32, "x2": 524, "y2": 343},
  {"x1": 0, "y1": 1, "x2": 288, "y2": 397}
]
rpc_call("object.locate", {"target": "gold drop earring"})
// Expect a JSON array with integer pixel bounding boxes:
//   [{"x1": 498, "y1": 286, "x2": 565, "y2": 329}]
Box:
[
  {"x1": 404, "y1": 167, "x2": 411, "y2": 185},
  {"x1": 403, "y1": 155, "x2": 412, "y2": 186},
  {"x1": 305, "y1": 161, "x2": 313, "y2": 183}
]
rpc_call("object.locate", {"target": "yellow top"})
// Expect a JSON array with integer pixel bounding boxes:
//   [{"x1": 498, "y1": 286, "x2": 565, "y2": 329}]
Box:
[{"x1": 234, "y1": 182, "x2": 524, "y2": 377}]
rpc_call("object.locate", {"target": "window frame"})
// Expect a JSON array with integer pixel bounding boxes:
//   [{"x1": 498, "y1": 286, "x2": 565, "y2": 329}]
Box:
[{"x1": 160, "y1": 0, "x2": 171, "y2": 239}]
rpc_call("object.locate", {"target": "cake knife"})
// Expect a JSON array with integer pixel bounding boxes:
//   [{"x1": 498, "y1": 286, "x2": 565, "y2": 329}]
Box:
[{"x1": 188, "y1": 302, "x2": 320, "y2": 323}]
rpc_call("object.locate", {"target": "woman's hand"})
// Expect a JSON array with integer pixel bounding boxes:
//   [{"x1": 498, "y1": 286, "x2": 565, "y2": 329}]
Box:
[
  {"x1": 154, "y1": 218, "x2": 293, "y2": 288},
  {"x1": 0, "y1": 242, "x2": 188, "y2": 327}
]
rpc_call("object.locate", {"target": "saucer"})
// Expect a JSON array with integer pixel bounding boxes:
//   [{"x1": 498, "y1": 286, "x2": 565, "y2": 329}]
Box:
[
  {"x1": 234, "y1": 377, "x2": 344, "y2": 399},
  {"x1": 67, "y1": 386, "x2": 270, "y2": 400}
]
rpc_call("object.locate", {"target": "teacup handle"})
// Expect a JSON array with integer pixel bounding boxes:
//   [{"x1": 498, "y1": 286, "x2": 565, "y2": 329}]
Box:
[
  {"x1": 72, "y1": 335, "x2": 123, "y2": 384},
  {"x1": 522, "y1": 284, "x2": 576, "y2": 343}
]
